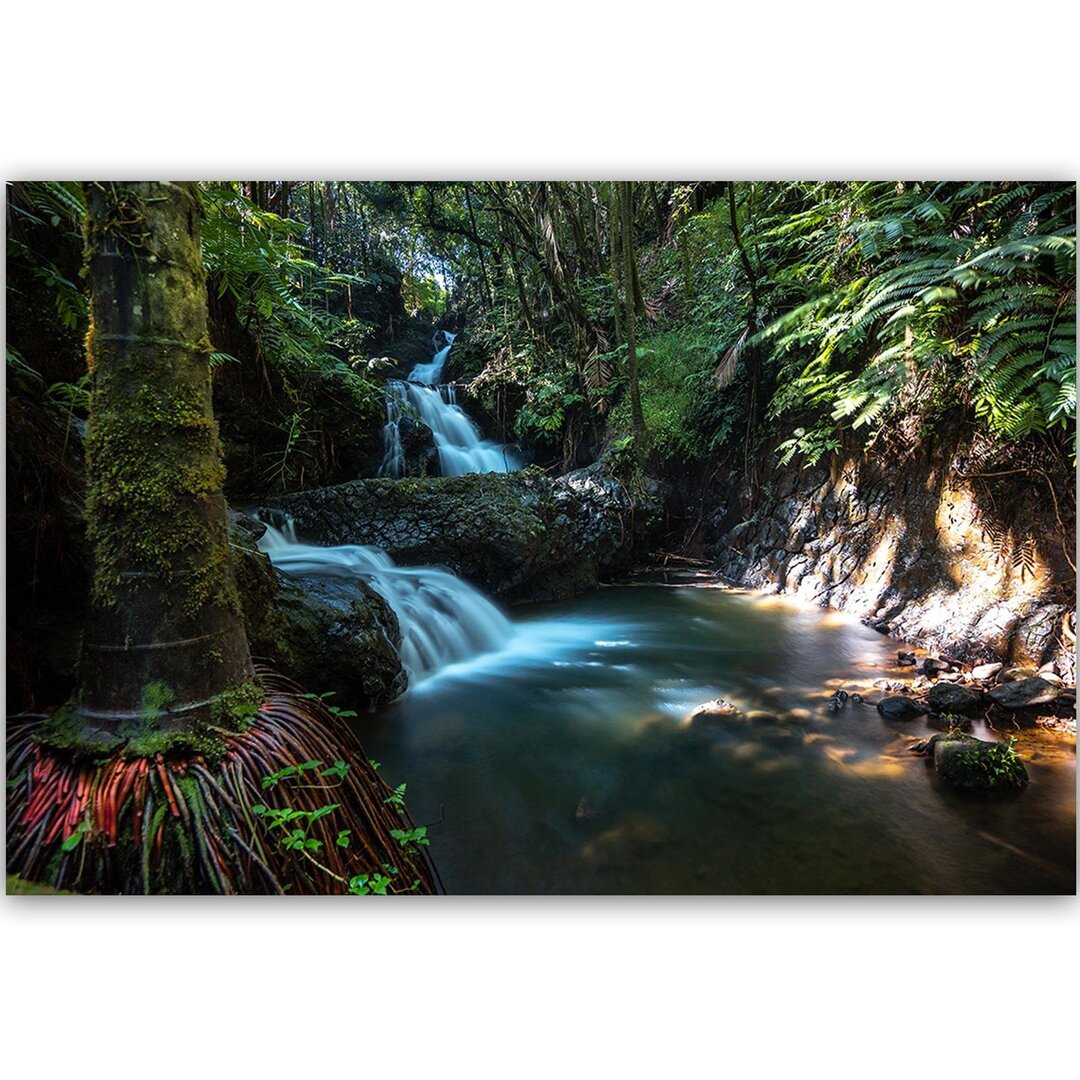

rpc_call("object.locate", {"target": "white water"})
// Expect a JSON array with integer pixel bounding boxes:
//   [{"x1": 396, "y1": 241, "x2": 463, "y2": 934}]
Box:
[
  {"x1": 378, "y1": 330, "x2": 519, "y2": 478},
  {"x1": 257, "y1": 517, "x2": 517, "y2": 684},
  {"x1": 380, "y1": 381, "x2": 519, "y2": 478},
  {"x1": 408, "y1": 330, "x2": 456, "y2": 385}
]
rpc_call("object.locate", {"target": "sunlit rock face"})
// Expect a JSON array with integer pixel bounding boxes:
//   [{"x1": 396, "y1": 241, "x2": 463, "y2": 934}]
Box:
[{"x1": 710, "y1": 449, "x2": 1074, "y2": 671}]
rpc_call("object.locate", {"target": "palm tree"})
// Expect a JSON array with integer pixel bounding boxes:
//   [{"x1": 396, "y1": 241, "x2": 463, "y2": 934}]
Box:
[{"x1": 6, "y1": 182, "x2": 438, "y2": 895}]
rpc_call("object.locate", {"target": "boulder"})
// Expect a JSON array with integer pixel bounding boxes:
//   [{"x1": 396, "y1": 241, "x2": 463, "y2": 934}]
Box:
[
  {"x1": 971, "y1": 662, "x2": 1003, "y2": 681},
  {"x1": 925, "y1": 682, "x2": 985, "y2": 716},
  {"x1": 231, "y1": 527, "x2": 406, "y2": 709},
  {"x1": 987, "y1": 677, "x2": 1061, "y2": 711},
  {"x1": 877, "y1": 695, "x2": 927, "y2": 720},
  {"x1": 269, "y1": 464, "x2": 663, "y2": 603},
  {"x1": 996, "y1": 666, "x2": 1040, "y2": 684},
  {"x1": 932, "y1": 734, "x2": 1028, "y2": 790}
]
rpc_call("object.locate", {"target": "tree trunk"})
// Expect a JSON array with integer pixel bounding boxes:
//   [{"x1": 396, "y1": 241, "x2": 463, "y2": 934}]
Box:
[
  {"x1": 621, "y1": 182, "x2": 645, "y2": 441},
  {"x1": 76, "y1": 181, "x2": 254, "y2": 748}
]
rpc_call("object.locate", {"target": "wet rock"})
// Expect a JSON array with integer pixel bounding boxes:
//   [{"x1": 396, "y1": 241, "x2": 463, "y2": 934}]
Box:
[
  {"x1": 826, "y1": 689, "x2": 849, "y2": 712},
  {"x1": 996, "y1": 666, "x2": 1040, "y2": 684},
  {"x1": 270, "y1": 465, "x2": 663, "y2": 603},
  {"x1": 686, "y1": 698, "x2": 741, "y2": 731},
  {"x1": 925, "y1": 683, "x2": 985, "y2": 716},
  {"x1": 932, "y1": 734, "x2": 1028, "y2": 790},
  {"x1": 918, "y1": 656, "x2": 958, "y2": 676},
  {"x1": 971, "y1": 662, "x2": 1003, "y2": 681},
  {"x1": 873, "y1": 679, "x2": 909, "y2": 692},
  {"x1": 688, "y1": 698, "x2": 740, "y2": 719},
  {"x1": 233, "y1": 532, "x2": 406, "y2": 709},
  {"x1": 987, "y1": 677, "x2": 1062, "y2": 710},
  {"x1": 877, "y1": 695, "x2": 927, "y2": 720}
]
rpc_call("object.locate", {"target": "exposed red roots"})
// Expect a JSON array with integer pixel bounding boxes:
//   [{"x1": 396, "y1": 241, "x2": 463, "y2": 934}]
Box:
[{"x1": 6, "y1": 668, "x2": 441, "y2": 895}]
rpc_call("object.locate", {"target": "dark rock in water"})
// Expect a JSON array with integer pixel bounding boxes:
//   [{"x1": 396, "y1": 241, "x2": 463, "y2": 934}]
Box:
[
  {"x1": 877, "y1": 695, "x2": 927, "y2": 720},
  {"x1": 397, "y1": 414, "x2": 439, "y2": 477},
  {"x1": 269, "y1": 465, "x2": 663, "y2": 604},
  {"x1": 272, "y1": 577, "x2": 407, "y2": 709},
  {"x1": 849, "y1": 692, "x2": 864, "y2": 704},
  {"x1": 987, "y1": 677, "x2": 1061, "y2": 710},
  {"x1": 932, "y1": 734, "x2": 1028, "y2": 790},
  {"x1": 918, "y1": 656, "x2": 956, "y2": 676},
  {"x1": 232, "y1": 530, "x2": 406, "y2": 709},
  {"x1": 926, "y1": 682, "x2": 985, "y2": 716},
  {"x1": 896, "y1": 651, "x2": 916, "y2": 666}
]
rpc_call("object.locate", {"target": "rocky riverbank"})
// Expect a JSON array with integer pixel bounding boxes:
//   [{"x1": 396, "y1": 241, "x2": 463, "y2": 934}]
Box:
[{"x1": 707, "y1": 443, "x2": 1076, "y2": 675}]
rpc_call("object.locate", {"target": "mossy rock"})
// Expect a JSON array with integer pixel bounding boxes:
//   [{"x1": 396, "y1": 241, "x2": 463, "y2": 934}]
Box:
[
  {"x1": 926, "y1": 682, "x2": 986, "y2": 716},
  {"x1": 269, "y1": 463, "x2": 663, "y2": 604},
  {"x1": 231, "y1": 519, "x2": 406, "y2": 709},
  {"x1": 932, "y1": 734, "x2": 1029, "y2": 790}
]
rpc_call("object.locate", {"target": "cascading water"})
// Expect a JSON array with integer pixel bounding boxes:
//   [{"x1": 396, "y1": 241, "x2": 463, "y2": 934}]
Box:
[
  {"x1": 257, "y1": 516, "x2": 516, "y2": 684},
  {"x1": 378, "y1": 330, "x2": 519, "y2": 478},
  {"x1": 380, "y1": 381, "x2": 519, "y2": 478},
  {"x1": 408, "y1": 329, "x2": 456, "y2": 386}
]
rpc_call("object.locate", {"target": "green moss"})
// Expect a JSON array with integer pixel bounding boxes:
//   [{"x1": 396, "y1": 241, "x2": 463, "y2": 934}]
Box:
[
  {"x1": 35, "y1": 679, "x2": 264, "y2": 763},
  {"x1": 209, "y1": 679, "x2": 263, "y2": 728},
  {"x1": 84, "y1": 387, "x2": 236, "y2": 615}
]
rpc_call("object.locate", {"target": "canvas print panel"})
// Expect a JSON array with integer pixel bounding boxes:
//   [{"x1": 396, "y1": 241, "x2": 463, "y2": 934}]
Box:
[{"x1": 6, "y1": 181, "x2": 1075, "y2": 895}]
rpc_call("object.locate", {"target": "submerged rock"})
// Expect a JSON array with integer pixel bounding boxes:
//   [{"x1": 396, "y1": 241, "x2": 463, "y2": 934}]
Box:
[{"x1": 686, "y1": 698, "x2": 741, "y2": 730}]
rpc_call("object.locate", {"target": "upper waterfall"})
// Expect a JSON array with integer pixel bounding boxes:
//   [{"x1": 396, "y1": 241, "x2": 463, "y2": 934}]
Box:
[
  {"x1": 408, "y1": 329, "x2": 456, "y2": 385},
  {"x1": 378, "y1": 329, "x2": 519, "y2": 478}
]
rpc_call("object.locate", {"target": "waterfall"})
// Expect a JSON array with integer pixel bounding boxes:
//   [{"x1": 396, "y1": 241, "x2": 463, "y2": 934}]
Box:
[
  {"x1": 378, "y1": 388, "x2": 405, "y2": 479},
  {"x1": 379, "y1": 330, "x2": 519, "y2": 478},
  {"x1": 380, "y1": 380, "x2": 519, "y2": 478},
  {"x1": 257, "y1": 516, "x2": 516, "y2": 684},
  {"x1": 408, "y1": 329, "x2": 456, "y2": 385}
]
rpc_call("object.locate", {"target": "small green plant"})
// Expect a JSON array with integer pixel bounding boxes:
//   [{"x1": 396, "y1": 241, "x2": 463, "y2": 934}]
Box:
[
  {"x1": 383, "y1": 783, "x2": 407, "y2": 813},
  {"x1": 246, "y1": 703, "x2": 429, "y2": 894},
  {"x1": 950, "y1": 736, "x2": 1028, "y2": 789},
  {"x1": 390, "y1": 825, "x2": 430, "y2": 850},
  {"x1": 60, "y1": 821, "x2": 91, "y2": 853},
  {"x1": 302, "y1": 691, "x2": 358, "y2": 719}
]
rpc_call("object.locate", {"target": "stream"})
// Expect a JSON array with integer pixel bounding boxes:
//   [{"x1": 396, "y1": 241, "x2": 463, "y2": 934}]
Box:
[
  {"x1": 262, "y1": 330, "x2": 1076, "y2": 895},
  {"x1": 356, "y1": 579, "x2": 1076, "y2": 895}
]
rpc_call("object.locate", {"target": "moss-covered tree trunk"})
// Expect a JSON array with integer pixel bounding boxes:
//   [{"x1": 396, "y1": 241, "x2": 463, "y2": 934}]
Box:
[{"x1": 75, "y1": 181, "x2": 254, "y2": 750}]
